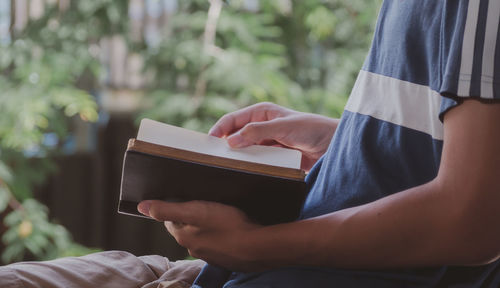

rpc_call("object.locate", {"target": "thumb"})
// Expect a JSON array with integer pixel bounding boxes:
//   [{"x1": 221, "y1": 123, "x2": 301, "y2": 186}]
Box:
[
  {"x1": 227, "y1": 119, "x2": 287, "y2": 148},
  {"x1": 138, "y1": 200, "x2": 200, "y2": 225}
]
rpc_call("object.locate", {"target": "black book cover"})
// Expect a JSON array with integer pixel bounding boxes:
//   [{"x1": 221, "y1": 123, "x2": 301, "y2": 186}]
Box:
[{"x1": 119, "y1": 148, "x2": 308, "y2": 225}]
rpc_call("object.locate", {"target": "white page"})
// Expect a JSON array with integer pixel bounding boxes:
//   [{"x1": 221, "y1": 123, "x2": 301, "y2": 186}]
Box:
[{"x1": 137, "y1": 119, "x2": 302, "y2": 169}]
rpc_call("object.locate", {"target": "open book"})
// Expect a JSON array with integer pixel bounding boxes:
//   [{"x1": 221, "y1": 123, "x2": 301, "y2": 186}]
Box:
[{"x1": 118, "y1": 119, "x2": 307, "y2": 225}]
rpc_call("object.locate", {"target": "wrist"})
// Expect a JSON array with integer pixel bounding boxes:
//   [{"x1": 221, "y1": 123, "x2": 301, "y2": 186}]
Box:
[{"x1": 236, "y1": 219, "x2": 329, "y2": 270}]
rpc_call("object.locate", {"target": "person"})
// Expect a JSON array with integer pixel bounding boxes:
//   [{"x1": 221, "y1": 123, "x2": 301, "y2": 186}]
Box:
[{"x1": 1, "y1": 0, "x2": 500, "y2": 287}]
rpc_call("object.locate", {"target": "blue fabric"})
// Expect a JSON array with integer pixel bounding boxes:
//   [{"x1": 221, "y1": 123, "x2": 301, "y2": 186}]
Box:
[
  {"x1": 192, "y1": 265, "x2": 232, "y2": 288},
  {"x1": 193, "y1": 1, "x2": 500, "y2": 287},
  {"x1": 300, "y1": 111, "x2": 442, "y2": 219}
]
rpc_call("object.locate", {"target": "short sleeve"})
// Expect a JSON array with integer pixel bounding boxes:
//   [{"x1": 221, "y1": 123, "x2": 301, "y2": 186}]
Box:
[{"x1": 439, "y1": 0, "x2": 500, "y2": 120}]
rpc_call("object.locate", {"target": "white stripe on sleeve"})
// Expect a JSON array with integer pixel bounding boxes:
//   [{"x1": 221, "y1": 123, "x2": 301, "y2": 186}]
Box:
[
  {"x1": 345, "y1": 71, "x2": 444, "y2": 140},
  {"x1": 457, "y1": 0, "x2": 481, "y2": 97},
  {"x1": 480, "y1": 0, "x2": 500, "y2": 99}
]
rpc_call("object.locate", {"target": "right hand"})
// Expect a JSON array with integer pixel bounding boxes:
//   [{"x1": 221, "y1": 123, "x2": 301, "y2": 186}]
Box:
[{"x1": 209, "y1": 102, "x2": 339, "y2": 171}]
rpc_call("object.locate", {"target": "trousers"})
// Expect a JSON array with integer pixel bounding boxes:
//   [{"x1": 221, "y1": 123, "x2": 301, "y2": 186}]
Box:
[{"x1": 0, "y1": 251, "x2": 206, "y2": 288}]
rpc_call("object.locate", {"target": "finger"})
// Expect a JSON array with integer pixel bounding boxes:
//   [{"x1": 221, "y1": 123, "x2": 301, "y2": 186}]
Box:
[
  {"x1": 140, "y1": 200, "x2": 203, "y2": 226},
  {"x1": 208, "y1": 103, "x2": 283, "y2": 138},
  {"x1": 164, "y1": 221, "x2": 193, "y2": 233},
  {"x1": 256, "y1": 139, "x2": 284, "y2": 147},
  {"x1": 226, "y1": 118, "x2": 290, "y2": 148},
  {"x1": 137, "y1": 201, "x2": 151, "y2": 216},
  {"x1": 208, "y1": 113, "x2": 242, "y2": 138}
]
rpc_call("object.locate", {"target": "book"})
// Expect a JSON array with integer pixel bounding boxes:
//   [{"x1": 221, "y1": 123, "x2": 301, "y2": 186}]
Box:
[{"x1": 118, "y1": 119, "x2": 307, "y2": 225}]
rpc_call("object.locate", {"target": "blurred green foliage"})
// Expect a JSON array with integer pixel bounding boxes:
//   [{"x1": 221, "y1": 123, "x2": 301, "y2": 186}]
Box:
[
  {"x1": 1, "y1": 197, "x2": 101, "y2": 263},
  {"x1": 0, "y1": 0, "x2": 130, "y2": 263},
  {"x1": 139, "y1": 0, "x2": 382, "y2": 132}
]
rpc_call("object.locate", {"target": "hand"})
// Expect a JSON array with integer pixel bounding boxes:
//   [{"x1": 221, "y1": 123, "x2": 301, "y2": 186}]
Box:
[
  {"x1": 209, "y1": 102, "x2": 338, "y2": 171},
  {"x1": 137, "y1": 200, "x2": 262, "y2": 271}
]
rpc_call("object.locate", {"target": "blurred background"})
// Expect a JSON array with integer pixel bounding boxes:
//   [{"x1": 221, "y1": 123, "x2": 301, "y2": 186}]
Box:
[{"x1": 0, "y1": 0, "x2": 381, "y2": 264}]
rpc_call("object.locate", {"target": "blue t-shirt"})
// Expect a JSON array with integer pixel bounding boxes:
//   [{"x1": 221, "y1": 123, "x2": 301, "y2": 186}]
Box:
[{"x1": 194, "y1": 0, "x2": 500, "y2": 287}]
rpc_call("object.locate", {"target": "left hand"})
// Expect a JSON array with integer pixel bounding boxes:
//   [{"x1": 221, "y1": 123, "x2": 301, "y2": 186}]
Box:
[
  {"x1": 208, "y1": 102, "x2": 339, "y2": 171},
  {"x1": 137, "y1": 200, "x2": 262, "y2": 271}
]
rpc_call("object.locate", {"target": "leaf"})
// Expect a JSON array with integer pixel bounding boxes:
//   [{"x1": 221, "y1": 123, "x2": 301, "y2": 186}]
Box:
[
  {"x1": 0, "y1": 161, "x2": 12, "y2": 182},
  {"x1": 3, "y1": 209, "x2": 22, "y2": 227},
  {"x1": 1, "y1": 241, "x2": 25, "y2": 264},
  {"x1": 23, "y1": 198, "x2": 49, "y2": 214},
  {"x1": 79, "y1": 108, "x2": 98, "y2": 122},
  {"x1": 305, "y1": 6, "x2": 337, "y2": 40},
  {"x1": 35, "y1": 220, "x2": 54, "y2": 235},
  {"x1": 31, "y1": 232, "x2": 50, "y2": 248},
  {"x1": 0, "y1": 186, "x2": 9, "y2": 213},
  {"x1": 24, "y1": 236, "x2": 45, "y2": 257},
  {"x1": 106, "y1": 5, "x2": 122, "y2": 24},
  {"x1": 2, "y1": 226, "x2": 20, "y2": 244}
]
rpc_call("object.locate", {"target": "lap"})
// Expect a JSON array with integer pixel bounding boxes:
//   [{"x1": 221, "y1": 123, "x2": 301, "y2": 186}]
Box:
[{"x1": 0, "y1": 250, "x2": 205, "y2": 288}]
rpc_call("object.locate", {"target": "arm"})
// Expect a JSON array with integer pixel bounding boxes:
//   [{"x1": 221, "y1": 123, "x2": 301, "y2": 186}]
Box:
[
  {"x1": 139, "y1": 100, "x2": 500, "y2": 272},
  {"x1": 247, "y1": 99, "x2": 500, "y2": 269}
]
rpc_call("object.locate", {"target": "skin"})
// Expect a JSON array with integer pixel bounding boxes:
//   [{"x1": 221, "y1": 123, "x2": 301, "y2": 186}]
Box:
[
  {"x1": 138, "y1": 100, "x2": 500, "y2": 272},
  {"x1": 208, "y1": 102, "x2": 339, "y2": 172}
]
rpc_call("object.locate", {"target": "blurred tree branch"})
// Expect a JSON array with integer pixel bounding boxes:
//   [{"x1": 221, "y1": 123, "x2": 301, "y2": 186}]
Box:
[{"x1": 194, "y1": 0, "x2": 224, "y2": 108}]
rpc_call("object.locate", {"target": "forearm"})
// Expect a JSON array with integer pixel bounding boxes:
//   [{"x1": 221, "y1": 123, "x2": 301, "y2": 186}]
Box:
[
  {"x1": 242, "y1": 179, "x2": 499, "y2": 270},
  {"x1": 231, "y1": 100, "x2": 500, "y2": 271}
]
